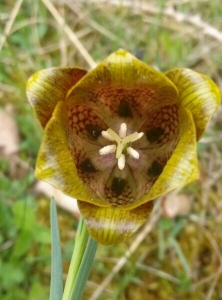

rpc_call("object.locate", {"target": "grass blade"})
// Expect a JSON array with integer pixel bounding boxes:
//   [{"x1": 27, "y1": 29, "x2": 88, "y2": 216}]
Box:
[{"x1": 50, "y1": 198, "x2": 63, "y2": 300}]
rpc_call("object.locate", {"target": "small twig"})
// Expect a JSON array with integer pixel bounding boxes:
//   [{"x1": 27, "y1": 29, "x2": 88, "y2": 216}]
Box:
[
  {"x1": 189, "y1": 215, "x2": 222, "y2": 298},
  {"x1": 41, "y1": 0, "x2": 97, "y2": 69},
  {"x1": 89, "y1": 200, "x2": 162, "y2": 300},
  {"x1": 23, "y1": 28, "x2": 92, "y2": 56},
  {"x1": 6, "y1": 18, "x2": 52, "y2": 35},
  {"x1": 81, "y1": 0, "x2": 222, "y2": 43},
  {"x1": 205, "y1": 264, "x2": 222, "y2": 300},
  {"x1": 204, "y1": 230, "x2": 222, "y2": 265},
  {"x1": 65, "y1": 0, "x2": 118, "y2": 41},
  {"x1": 0, "y1": 83, "x2": 17, "y2": 93},
  {"x1": 0, "y1": 0, "x2": 24, "y2": 52},
  {"x1": 136, "y1": 263, "x2": 181, "y2": 284},
  {"x1": 205, "y1": 230, "x2": 222, "y2": 298},
  {"x1": 57, "y1": 3, "x2": 67, "y2": 66},
  {"x1": 192, "y1": 273, "x2": 219, "y2": 291},
  {"x1": 0, "y1": 240, "x2": 15, "y2": 252},
  {"x1": 200, "y1": 134, "x2": 222, "y2": 144}
]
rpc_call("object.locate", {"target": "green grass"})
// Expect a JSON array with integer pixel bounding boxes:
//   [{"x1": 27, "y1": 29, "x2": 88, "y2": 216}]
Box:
[{"x1": 1, "y1": 0, "x2": 222, "y2": 299}]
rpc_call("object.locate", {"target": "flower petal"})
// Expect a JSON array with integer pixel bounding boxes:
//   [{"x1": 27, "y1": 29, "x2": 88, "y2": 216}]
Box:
[
  {"x1": 36, "y1": 101, "x2": 108, "y2": 207},
  {"x1": 127, "y1": 107, "x2": 199, "y2": 209},
  {"x1": 26, "y1": 67, "x2": 87, "y2": 128},
  {"x1": 147, "y1": 107, "x2": 199, "y2": 200},
  {"x1": 67, "y1": 49, "x2": 178, "y2": 110},
  {"x1": 78, "y1": 200, "x2": 154, "y2": 245},
  {"x1": 165, "y1": 68, "x2": 221, "y2": 140}
]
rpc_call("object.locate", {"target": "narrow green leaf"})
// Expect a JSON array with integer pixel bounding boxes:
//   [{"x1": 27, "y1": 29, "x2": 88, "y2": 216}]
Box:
[
  {"x1": 70, "y1": 236, "x2": 98, "y2": 300},
  {"x1": 50, "y1": 198, "x2": 63, "y2": 300},
  {"x1": 62, "y1": 217, "x2": 89, "y2": 300}
]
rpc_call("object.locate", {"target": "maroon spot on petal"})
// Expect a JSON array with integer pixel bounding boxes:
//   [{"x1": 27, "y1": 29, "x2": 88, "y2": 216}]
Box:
[
  {"x1": 111, "y1": 177, "x2": 127, "y2": 195},
  {"x1": 146, "y1": 127, "x2": 164, "y2": 143},
  {"x1": 148, "y1": 161, "x2": 163, "y2": 177},
  {"x1": 85, "y1": 124, "x2": 102, "y2": 140},
  {"x1": 79, "y1": 158, "x2": 96, "y2": 173},
  {"x1": 117, "y1": 100, "x2": 133, "y2": 117}
]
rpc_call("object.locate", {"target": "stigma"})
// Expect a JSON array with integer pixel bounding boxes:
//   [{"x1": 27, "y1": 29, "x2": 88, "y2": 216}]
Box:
[{"x1": 99, "y1": 123, "x2": 144, "y2": 170}]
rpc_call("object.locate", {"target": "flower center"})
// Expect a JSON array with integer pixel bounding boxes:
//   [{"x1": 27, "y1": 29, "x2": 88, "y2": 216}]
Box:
[{"x1": 99, "y1": 123, "x2": 144, "y2": 170}]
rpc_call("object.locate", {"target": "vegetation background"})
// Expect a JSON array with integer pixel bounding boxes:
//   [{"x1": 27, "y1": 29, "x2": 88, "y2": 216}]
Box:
[{"x1": 1, "y1": 0, "x2": 222, "y2": 299}]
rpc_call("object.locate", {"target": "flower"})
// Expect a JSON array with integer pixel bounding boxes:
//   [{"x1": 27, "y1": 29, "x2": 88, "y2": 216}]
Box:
[{"x1": 27, "y1": 50, "x2": 221, "y2": 245}]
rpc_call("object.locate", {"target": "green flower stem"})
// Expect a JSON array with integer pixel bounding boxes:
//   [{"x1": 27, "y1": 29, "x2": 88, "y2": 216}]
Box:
[
  {"x1": 62, "y1": 217, "x2": 98, "y2": 300},
  {"x1": 62, "y1": 217, "x2": 88, "y2": 300},
  {"x1": 70, "y1": 236, "x2": 98, "y2": 300}
]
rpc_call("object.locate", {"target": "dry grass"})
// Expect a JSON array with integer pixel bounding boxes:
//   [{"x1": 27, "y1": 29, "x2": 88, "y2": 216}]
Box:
[{"x1": 1, "y1": 0, "x2": 222, "y2": 299}]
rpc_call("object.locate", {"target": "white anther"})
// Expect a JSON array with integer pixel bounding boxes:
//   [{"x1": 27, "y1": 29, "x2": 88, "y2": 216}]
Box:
[
  {"x1": 99, "y1": 145, "x2": 116, "y2": 155},
  {"x1": 127, "y1": 147, "x2": 140, "y2": 159},
  {"x1": 119, "y1": 123, "x2": 127, "y2": 138},
  {"x1": 101, "y1": 130, "x2": 115, "y2": 141},
  {"x1": 130, "y1": 132, "x2": 144, "y2": 142},
  {"x1": 118, "y1": 154, "x2": 125, "y2": 170}
]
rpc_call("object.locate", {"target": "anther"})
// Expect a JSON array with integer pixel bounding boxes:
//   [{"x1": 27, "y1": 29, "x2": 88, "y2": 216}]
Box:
[
  {"x1": 118, "y1": 154, "x2": 125, "y2": 170},
  {"x1": 99, "y1": 145, "x2": 116, "y2": 155},
  {"x1": 119, "y1": 123, "x2": 127, "y2": 138},
  {"x1": 127, "y1": 147, "x2": 140, "y2": 159},
  {"x1": 101, "y1": 131, "x2": 115, "y2": 141}
]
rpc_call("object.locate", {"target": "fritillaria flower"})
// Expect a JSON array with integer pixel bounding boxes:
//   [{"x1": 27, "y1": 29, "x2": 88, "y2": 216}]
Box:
[{"x1": 27, "y1": 50, "x2": 220, "y2": 245}]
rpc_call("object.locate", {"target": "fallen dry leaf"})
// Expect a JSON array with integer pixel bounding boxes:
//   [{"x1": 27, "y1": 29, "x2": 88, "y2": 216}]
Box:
[
  {"x1": 34, "y1": 180, "x2": 80, "y2": 218},
  {"x1": 0, "y1": 104, "x2": 19, "y2": 157},
  {"x1": 162, "y1": 194, "x2": 193, "y2": 218},
  {"x1": 216, "y1": 210, "x2": 222, "y2": 223},
  {"x1": 0, "y1": 105, "x2": 28, "y2": 178}
]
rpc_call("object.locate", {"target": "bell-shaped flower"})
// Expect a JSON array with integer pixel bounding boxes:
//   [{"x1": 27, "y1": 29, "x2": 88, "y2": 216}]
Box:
[{"x1": 27, "y1": 50, "x2": 221, "y2": 245}]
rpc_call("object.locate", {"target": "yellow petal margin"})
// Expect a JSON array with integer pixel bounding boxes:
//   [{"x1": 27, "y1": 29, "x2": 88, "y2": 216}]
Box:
[
  {"x1": 26, "y1": 67, "x2": 87, "y2": 128},
  {"x1": 67, "y1": 49, "x2": 178, "y2": 107},
  {"x1": 78, "y1": 200, "x2": 154, "y2": 245},
  {"x1": 147, "y1": 108, "x2": 199, "y2": 200},
  {"x1": 126, "y1": 107, "x2": 199, "y2": 209},
  {"x1": 36, "y1": 101, "x2": 108, "y2": 207},
  {"x1": 166, "y1": 68, "x2": 221, "y2": 140}
]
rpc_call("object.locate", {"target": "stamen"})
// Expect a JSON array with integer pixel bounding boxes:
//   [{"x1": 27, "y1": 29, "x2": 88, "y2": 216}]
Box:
[
  {"x1": 118, "y1": 154, "x2": 125, "y2": 170},
  {"x1": 119, "y1": 123, "x2": 127, "y2": 138},
  {"x1": 107, "y1": 129, "x2": 120, "y2": 142},
  {"x1": 101, "y1": 130, "x2": 115, "y2": 141},
  {"x1": 130, "y1": 132, "x2": 144, "y2": 142},
  {"x1": 99, "y1": 145, "x2": 116, "y2": 155},
  {"x1": 123, "y1": 132, "x2": 140, "y2": 144},
  {"x1": 99, "y1": 122, "x2": 144, "y2": 170},
  {"x1": 127, "y1": 147, "x2": 140, "y2": 159}
]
